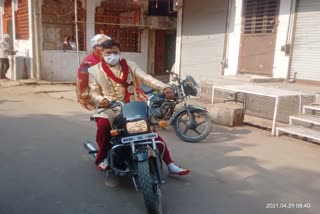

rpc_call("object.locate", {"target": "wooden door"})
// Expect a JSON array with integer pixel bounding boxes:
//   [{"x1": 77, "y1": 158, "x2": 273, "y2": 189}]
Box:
[
  {"x1": 154, "y1": 30, "x2": 176, "y2": 76},
  {"x1": 238, "y1": 0, "x2": 280, "y2": 75}
]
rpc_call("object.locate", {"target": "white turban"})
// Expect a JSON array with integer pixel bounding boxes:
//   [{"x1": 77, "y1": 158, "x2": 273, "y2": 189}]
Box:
[
  {"x1": 90, "y1": 34, "x2": 111, "y2": 50},
  {"x1": 3, "y1": 34, "x2": 10, "y2": 39}
]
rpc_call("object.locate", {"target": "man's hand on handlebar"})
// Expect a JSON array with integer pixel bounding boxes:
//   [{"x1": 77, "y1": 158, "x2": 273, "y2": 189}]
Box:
[
  {"x1": 99, "y1": 99, "x2": 109, "y2": 108},
  {"x1": 163, "y1": 87, "x2": 175, "y2": 100}
]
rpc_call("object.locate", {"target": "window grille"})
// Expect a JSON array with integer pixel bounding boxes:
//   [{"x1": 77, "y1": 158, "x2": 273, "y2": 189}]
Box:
[
  {"x1": 243, "y1": 0, "x2": 279, "y2": 35},
  {"x1": 95, "y1": 0, "x2": 141, "y2": 52},
  {"x1": 41, "y1": 0, "x2": 87, "y2": 50},
  {"x1": 16, "y1": 0, "x2": 29, "y2": 40},
  {"x1": 4, "y1": 0, "x2": 12, "y2": 20}
]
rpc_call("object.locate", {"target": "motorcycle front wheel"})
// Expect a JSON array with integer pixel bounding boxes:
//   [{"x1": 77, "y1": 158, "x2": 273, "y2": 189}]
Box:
[
  {"x1": 173, "y1": 110, "x2": 212, "y2": 143},
  {"x1": 137, "y1": 160, "x2": 162, "y2": 214}
]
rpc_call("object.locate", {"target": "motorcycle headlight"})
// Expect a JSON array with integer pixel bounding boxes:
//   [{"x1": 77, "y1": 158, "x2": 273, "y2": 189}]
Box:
[{"x1": 126, "y1": 120, "x2": 148, "y2": 134}]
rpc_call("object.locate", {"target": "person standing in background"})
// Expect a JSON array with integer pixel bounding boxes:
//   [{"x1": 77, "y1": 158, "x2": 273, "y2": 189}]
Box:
[
  {"x1": 69, "y1": 36, "x2": 77, "y2": 50},
  {"x1": 62, "y1": 36, "x2": 72, "y2": 50},
  {"x1": 0, "y1": 34, "x2": 16, "y2": 79}
]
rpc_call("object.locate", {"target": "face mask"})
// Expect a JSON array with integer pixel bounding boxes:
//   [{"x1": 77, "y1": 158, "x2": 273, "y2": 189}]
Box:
[{"x1": 104, "y1": 54, "x2": 120, "y2": 66}]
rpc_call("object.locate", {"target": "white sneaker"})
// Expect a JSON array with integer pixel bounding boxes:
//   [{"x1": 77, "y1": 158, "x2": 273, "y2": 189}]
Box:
[
  {"x1": 168, "y1": 163, "x2": 190, "y2": 176},
  {"x1": 98, "y1": 159, "x2": 111, "y2": 171}
]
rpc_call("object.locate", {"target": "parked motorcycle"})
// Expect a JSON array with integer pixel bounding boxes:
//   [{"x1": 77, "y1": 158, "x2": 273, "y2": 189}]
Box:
[
  {"x1": 143, "y1": 71, "x2": 212, "y2": 143},
  {"x1": 84, "y1": 101, "x2": 164, "y2": 214}
]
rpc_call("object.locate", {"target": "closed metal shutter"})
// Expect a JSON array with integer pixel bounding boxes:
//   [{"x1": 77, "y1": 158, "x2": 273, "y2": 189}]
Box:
[
  {"x1": 180, "y1": 0, "x2": 228, "y2": 82},
  {"x1": 291, "y1": 0, "x2": 320, "y2": 81}
]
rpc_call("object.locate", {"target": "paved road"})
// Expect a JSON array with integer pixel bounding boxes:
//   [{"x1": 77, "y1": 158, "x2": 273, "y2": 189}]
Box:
[{"x1": 0, "y1": 85, "x2": 319, "y2": 214}]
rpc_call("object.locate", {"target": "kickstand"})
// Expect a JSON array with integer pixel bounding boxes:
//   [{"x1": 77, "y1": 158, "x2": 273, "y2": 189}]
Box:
[{"x1": 132, "y1": 176, "x2": 139, "y2": 192}]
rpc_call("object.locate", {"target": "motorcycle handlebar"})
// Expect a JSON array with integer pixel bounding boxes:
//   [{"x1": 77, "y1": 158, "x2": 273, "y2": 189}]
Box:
[{"x1": 97, "y1": 100, "x2": 123, "y2": 114}]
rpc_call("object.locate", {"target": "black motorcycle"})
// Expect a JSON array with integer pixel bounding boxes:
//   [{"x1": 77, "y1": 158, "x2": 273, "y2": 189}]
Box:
[
  {"x1": 144, "y1": 72, "x2": 212, "y2": 143},
  {"x1": 84, "y1": 101, "x2": 164, "y2": 214}
]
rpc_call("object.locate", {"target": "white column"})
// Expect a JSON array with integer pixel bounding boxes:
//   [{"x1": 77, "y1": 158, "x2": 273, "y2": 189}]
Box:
[
  {"x1": 74, "y1": 0, "x2": 80, "y2": 65},
  {"x1": 34, "y1": 0, "x2": 42, "y2": 80},
  {"x1": 224, "y1": 0, "x2": 243, "y2": 76},
  {"x1": 9, "y1": 0, "x2": 17, "y2": 80},
  {"x1": 86, "y1": 1, "x2": 94, "y2": 50},
  {"x1": 174, "y1": 0, "x2": 183, "y2": 77},
  {"x1": 38, "y1": 0, "x2": 43, "y2": 51},
  {"x1": 273, "y1": 0, "x2": 295, "y2": 79},
  {"x1": 11, "y1": 0, "x2": 16, "y2": 43},
  {"x1": 272, "y1": 97, "x2": 280, "y2": 136},
  {"x1": 0, "y1": 1, "x2": 4, "y2": 39},
  {"x1": 86, "y1": 0, "x2": 102, "y2": 51},
  {"x1": 28, "y1": 0, "x2": 34, "y2": 79}
]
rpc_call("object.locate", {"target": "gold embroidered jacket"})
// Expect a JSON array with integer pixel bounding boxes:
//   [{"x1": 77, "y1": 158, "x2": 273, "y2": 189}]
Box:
[{"x1": 88, "y1": 60, "x2": 168, "y2": 121}]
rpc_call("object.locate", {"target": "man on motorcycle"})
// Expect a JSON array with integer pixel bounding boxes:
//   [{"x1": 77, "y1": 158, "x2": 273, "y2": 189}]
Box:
[{"x1": 88, "y1": 39, "x2": 190, "y2": 176}]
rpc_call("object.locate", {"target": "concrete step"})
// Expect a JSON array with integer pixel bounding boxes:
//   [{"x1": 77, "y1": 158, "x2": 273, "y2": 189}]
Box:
[
  {"x1": 276, "y1": 125, "x2": 320, "y2": 144},
  {"x1": 303, "y1": 104, "x2": 320, "y2": 113},
  {"x1": 290, "y1": 114, "x2": 320, "y2": 126}
]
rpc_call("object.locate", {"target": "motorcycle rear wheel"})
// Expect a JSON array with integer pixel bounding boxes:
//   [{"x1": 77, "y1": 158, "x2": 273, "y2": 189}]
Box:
[
  {"x1": 173, "y1": 110, "x2": 212, "y2": 143},
  {"x1": 137, "y1": 160, "x2": 162, "y2": 214}
]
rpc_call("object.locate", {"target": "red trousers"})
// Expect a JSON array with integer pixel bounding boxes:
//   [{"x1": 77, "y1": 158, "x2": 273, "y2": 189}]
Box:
[{"x1": 95, "y1": 118, "x2": 173, "y2": 166}]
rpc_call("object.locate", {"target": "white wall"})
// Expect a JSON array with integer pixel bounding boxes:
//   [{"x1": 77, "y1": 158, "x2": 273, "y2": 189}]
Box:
[
  {"x1": 40, "y1": 30, "x2": 149, "y2": 82},
  {"x1": 3, "y1": 40, "x2": 32, "y2": 80},
  {"x1": 15, "y1": 40, "x2": 32, "y2": 57},
  {"x1": 224, "y1": 0, "x2": 242, "y2": 76},
  {"x1": 180, "y1": 0, "x2": 228, "y2": 82},
  {"x1": 272, "y1": 0, "x2": 293, "y2": 78},
  {"x1": 41, "y1": 50, "x2": 88, "y2": 81},
  {"x1": 13, "y1": 40, "x2": 32, "y2": 80},
  {"x1": 224, "y1": 0, "x2": 293, "y2": 78}
]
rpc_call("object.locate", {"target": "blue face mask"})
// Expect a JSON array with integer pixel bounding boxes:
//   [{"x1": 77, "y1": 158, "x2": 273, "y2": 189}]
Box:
[{"x1": 104, "y1": 54, "x2": 120, "y2": 66}]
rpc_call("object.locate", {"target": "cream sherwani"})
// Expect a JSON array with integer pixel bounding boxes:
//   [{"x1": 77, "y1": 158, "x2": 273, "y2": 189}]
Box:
[{"x1": 88, "y1": 60, "x2": 168, "y2": 122}]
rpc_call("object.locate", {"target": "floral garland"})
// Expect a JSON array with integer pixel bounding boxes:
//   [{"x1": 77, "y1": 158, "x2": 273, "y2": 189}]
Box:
[{"x1": 101, "y1": 59, "x2": 134, "y2": 103}]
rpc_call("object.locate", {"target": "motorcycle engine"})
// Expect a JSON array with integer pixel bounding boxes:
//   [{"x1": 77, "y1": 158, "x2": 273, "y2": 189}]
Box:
[{"x1": 155, "y1": 102, "x2": 175, "y2": 120}]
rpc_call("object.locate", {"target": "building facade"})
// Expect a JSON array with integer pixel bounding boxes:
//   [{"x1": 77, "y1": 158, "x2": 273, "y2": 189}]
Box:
[
  {"x1": 175, "y1": 0, "x2": 320, "y2": 84},
  {"x1": 2, "y1": 0, "x2": 319, "y2": 84},
  {"x1": 0, "y1": 0, "x2": 176, "y2": 82}
]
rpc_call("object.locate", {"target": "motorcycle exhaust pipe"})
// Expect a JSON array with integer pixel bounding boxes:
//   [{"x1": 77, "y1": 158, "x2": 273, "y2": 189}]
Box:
[{"x1": 83, "y1": 141, "x2": 98, "y2": 158}]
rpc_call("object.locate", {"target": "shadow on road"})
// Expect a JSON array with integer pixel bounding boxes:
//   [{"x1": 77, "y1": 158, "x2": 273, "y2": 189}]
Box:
[
  {"x1": 158, "y1": 124, "x2": 252, "y2": 145},
  {"x1": 205, "y1": 125, "x2": 252, "y2": 144}
]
